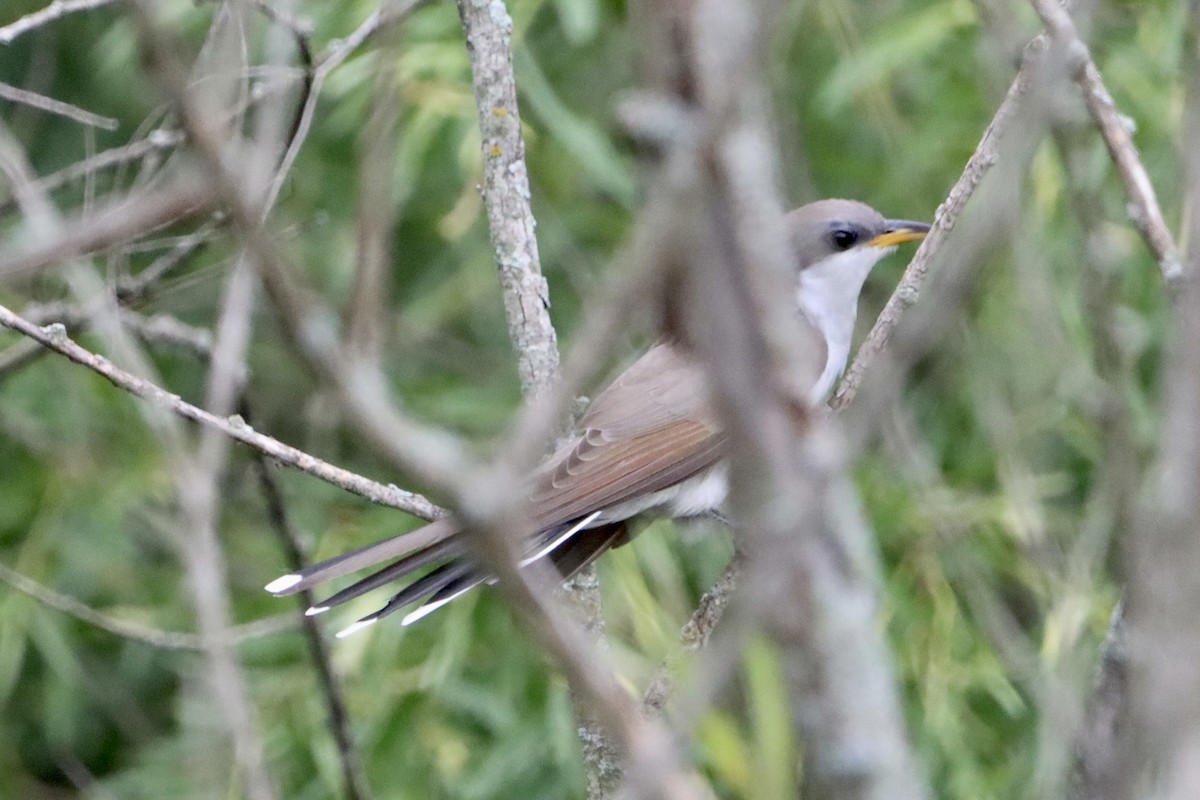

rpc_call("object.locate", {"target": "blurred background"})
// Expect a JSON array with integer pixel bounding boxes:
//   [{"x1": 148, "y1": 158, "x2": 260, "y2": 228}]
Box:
[{"x1": 0, "y1": 0, "x2": 1189, "y2": 797}]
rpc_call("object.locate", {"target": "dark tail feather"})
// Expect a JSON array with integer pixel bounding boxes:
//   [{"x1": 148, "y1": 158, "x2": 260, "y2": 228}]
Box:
[
  {"x1": 550, "y1": 522, "x2": 628, "y2": 579},
  {"x1": 306, "y1": 538, "x2": 462, "y2": 615},
  {"x1": 518, "y1": 512, "x2": 600, "y2": 566},
  {"x1": 284, "y1": 515, "x2": 631, "y2": 635},
  {"x1": 265, "y1": 518, "x2": 458, "y2": 596},
  {"x1": 400, "y1": 573, "x2": 486, "y2": 626},
  {"x1": 335, "y1": 561, "x2": 475, "y2": 637},
  {"x1": 394, "y1": 524, "x2": 623, "y2": 627}
]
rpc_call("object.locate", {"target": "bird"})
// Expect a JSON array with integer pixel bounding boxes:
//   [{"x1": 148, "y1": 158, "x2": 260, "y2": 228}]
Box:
[{"x1": 265, "y1": 199, "x2": 929, "y2": 636}]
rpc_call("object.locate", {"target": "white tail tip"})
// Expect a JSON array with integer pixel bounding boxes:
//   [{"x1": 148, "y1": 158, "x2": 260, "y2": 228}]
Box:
[
  {"x1": 335, "y1": 618, "x2": 378, "y2": 639},
  {"x1": 265, "y1": 574, "x2": 302, "y2": 594},
  {"x1": 305, "y1": 605, "x2": 329, "y2": 617},
  {"x1": 402, "y1": 584, "x2": 476, "y2": 626},
  {"x1": 519, "y1": 511, "x2": 600, "y2": 566}
]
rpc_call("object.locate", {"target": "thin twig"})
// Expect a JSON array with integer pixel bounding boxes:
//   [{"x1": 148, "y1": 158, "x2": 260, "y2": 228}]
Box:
[
  {"x1": 0, "y1": 309, "x2": 211, "y2": 379},
  {"x1": 115, "y1": 216, "x2": 225, "y2": 304},
  {"x1": 0, "y1": 0, "x2": 123, "y2": 45},
  {"x1": 641, "y1": 552, "x2": 742, "y2": 718},
  {"x1": 22, "y1": 300, "x2": 213, "y2": 352},
  {"x1": 266, "y1": 0, "x2": 432, "y2": 212},
  {"x1": 0, "y1": 130, "x2": 185, "y2": 216},
  {"x1": 0, "y1": 302, "x2": 444, "y2": 520},
  {"x1": 0, "y1": 180, "x2": 216, "y2": 280},
  {"x1": 1029, "y1": 0, "x2": 1183, "y2": 284},
  {"x1": 0, "y1": 553, "x2": 296, "y2": 650},
  {"x1": 0, "y1": 80, "x2": 118, "y2": 130},
  {"x1": 251, "y1": 443, "x2": 373, "y2": 800},
  {"x1": 830, "y1": 31, "x2": 1054, "y2": 411}
]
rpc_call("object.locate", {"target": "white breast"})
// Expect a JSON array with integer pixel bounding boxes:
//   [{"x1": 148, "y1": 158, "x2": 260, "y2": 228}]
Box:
[{"x1": 797, "y1": 245, "x2": 894, "y2": 403}]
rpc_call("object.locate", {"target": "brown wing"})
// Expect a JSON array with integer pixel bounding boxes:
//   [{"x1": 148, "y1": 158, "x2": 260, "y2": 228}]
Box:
[
  {"x1": 529, "y1": 341, "x2": 726, "y2": 528},
  {"x1": 577, "y1": 341, "x2": 716, "y2": 434},
  {"x1": 268, "y1": 341, "x2": 727, "y2": 626}
]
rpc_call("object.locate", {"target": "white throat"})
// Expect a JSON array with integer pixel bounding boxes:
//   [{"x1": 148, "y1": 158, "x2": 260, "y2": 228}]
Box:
[{"x1": 798, "y1": 245, "x2": 894, "y2": 404}]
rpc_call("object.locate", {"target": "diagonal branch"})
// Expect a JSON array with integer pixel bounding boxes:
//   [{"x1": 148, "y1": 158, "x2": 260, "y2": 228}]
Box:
[
  {"x1": 830, "y1": 28, "x2": 1055, "y2": 411},
  {"x1": 0, "y1": 557, "x2": 296, "y2": 650},
  {"x1": 0, "y1": 80, "x2": 118, "y2": 129},
  {"x1": 0, "y1": 0, "x2": 124, "y2": 45},
  {"x1": 0, "y1": 302, "x2": 444, "y2": 520},
  {"x1": 1029, "y1": 0, "x2": 1182, "y2": 284},
  {"x1": 0, "y1": 179, "x2": 216, "y2": 281}
]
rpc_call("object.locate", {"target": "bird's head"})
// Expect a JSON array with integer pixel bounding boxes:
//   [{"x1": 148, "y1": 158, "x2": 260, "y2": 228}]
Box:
[{"x1": 786, "y1": 198, "x2": 930, "y2": 274}]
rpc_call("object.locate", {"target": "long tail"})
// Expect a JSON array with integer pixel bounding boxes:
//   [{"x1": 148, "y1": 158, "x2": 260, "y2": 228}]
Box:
[
  {"x1": 265, "y1": 516, "x2": 630, "y2": 634},
  {"x1": 264, "y1": 518, "x2": 460, "y2": 597}
]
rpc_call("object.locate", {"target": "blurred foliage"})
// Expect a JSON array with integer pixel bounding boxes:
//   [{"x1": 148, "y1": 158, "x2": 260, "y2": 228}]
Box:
[{"x1": 0, "y1": 0, "x2": 1192, "y2": 798}]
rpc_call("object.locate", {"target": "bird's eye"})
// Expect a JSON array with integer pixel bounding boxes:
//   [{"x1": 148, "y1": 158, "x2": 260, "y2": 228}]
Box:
[{"x1": 830, "y1": 227, "x2": 858, "y2": 250}]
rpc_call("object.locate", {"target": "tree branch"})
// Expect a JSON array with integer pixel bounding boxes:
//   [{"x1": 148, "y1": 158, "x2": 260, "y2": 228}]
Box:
[
  {"x1": 0, "y1": 0, "x2": 123, "y2": 45},
  {"x1": 830, "y1": 28, "x2": 1055, "y2": 411},
  {"x1": 0, "y1": 557, "x2": 296, "y2": 650},
  {"x1": 1029, "y1": 0, "x2": 1182, "y2": 284},
  {"x1": 0, "y1": 80, "x2": 118, "y2": 129},
  {"x1": 454, "y1": 0, "x2": 623, "y2": 793},
  {"x1": 0, "y1": 302, "x2": 444, "y2": 520}
]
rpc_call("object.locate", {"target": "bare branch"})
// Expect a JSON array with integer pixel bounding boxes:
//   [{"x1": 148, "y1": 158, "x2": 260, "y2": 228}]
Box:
[
  {"x1": 1029, "y1": 0, "x2": 1183, "y2": 284},
  {"x1": 251, "y1": 446, "x2": 373, "y2": 800},
  {"x1": 641, "y1": 551, "x2": 742, "y2": 719},
  {"x1": 115, "y1": 217, "x2": 225, "y2": 303},
  {"x1": 455, "y1": 0, "x2": 560, "y2": 397},
  {"x1": 830, "y1": 30, "x2": 1054, "y2": 411},
  {"x1": 0, "y1": 0, "x2": 123, "y2": 45},
  {"x1": 0, "y1": 558, "x2": 296, "y2": 650},
  {"x1": 0, "y1": 302, "x2": 444, "y2": 520},
  {"x1": 315, "y1": 0, "x2": 430, "y2": 75},
  {"x1": 0, "y1": 130, "x2": 185, "y2": 215},
  {"x1": 0, "y1": 80, "x2": 118, "y2": 129},
  {"x1": 266, "y1": 0, "x2": 432, "y2": 210},
  {"x1": 0, "y1": 179, "x2": 216, "y2": 280}
]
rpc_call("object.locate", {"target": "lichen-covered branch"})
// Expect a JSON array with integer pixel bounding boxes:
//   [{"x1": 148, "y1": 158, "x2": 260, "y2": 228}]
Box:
[{"x1": 455, "y1": 0, "x2": 560, "y2": 397}]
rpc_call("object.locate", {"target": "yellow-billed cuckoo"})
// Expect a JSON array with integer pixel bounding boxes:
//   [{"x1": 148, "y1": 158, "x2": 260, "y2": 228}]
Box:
[{"x1": 265, "y1": 199, "x2": 929, "y2": 636}]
